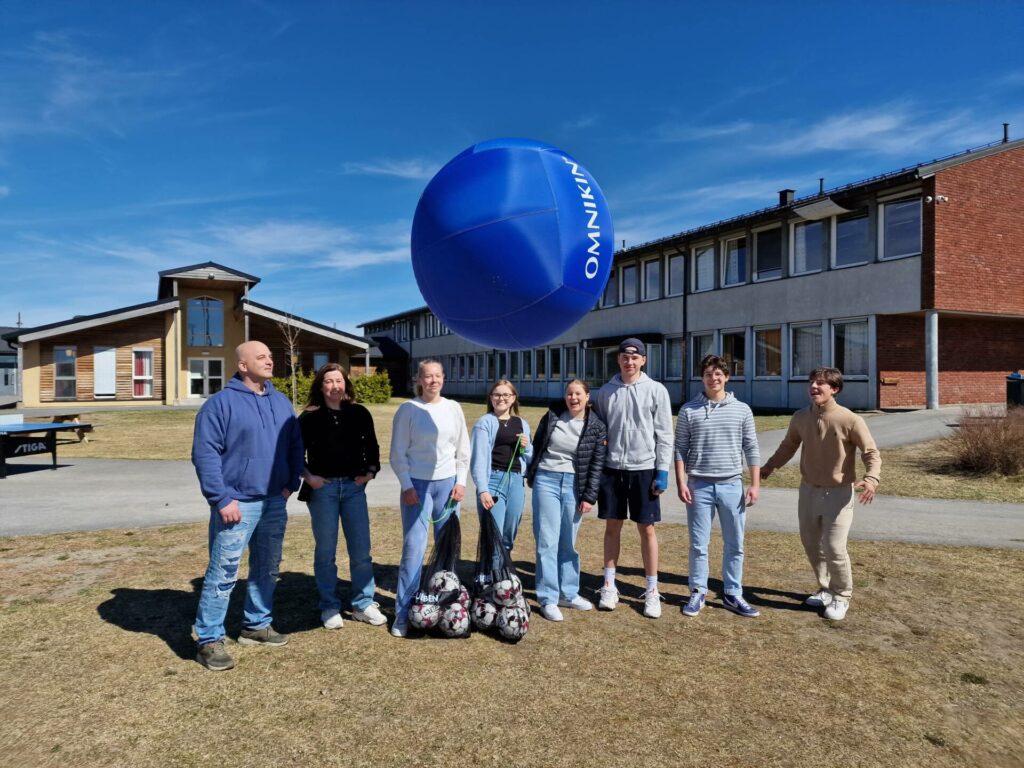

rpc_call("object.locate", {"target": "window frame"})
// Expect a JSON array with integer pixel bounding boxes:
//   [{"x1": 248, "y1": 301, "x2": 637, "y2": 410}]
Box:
[
  {"x1": 790, "y1": 219, "x2": 827, "y2": 276},
  {"x1": 600, "y1": 266, "x2": 618, "y2": 308},
  {"x1": 53, "y1": 345, "x2": 77, "y2": 400},
  {"x1": 878, "y1": 196, "x2": 923, "y2": 261},
  {"x1": 666, "y1": 253, "x2": 685, "y2": 296},
  {"x1": 620, "y1": 262, "x2": 638, "y2": 305},
  {"x1": 790, "y1": 322, "x2": 824, "y2": 379},
  {"x1": 642, "y1": 257, "x2": 662, "y2": 301},
  {"x1": 690, "y1": 333, "x2": 715, "y2": 378},
  {"x1": 186, "y1": 295, "x2": 225, "y2": 348},
  {"x1": 753, "y1": 225, "x2": 783, "y2": 282},
  {"x1": 831, "y1": 210, "x2": 872, "y2": 269},
  {"x1": 665, "y1": 336, "x2": 685, "y2": 380},
  {"x1": 720, "y1": 329, "x2": 747, "y2": 379},
  {"x1": 831, "y1": 317, "x2": 870, "y2": 379},
  {"x1": 721, "y1": 235, "x2": 747, "y2": 287},
  {"x1": 132, "y1": 347, "x2": 155, "y2": 399},
  {"x1": 691, "y1": 243, "x2": 715, "y2": 293},
  {"x1": 754, "y1": 326, "x2": 783, "y2": 379}
]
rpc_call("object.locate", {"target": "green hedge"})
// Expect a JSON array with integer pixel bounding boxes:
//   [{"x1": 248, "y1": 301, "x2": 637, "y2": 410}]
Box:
[
  {"x1": 352, "y1": 371, "x2": 392, "y2": 404},
  {"x1": 271, "y1": 369, "x2": 316, "y2": 407}
]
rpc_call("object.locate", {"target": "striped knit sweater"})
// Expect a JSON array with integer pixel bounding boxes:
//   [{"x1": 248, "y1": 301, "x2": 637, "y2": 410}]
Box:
[{"x1": 674, "y1": 392, "x2": 760, "y2": 482}]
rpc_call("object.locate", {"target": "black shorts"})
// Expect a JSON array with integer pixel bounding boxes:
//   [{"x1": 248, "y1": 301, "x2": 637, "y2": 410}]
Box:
[{"x1": 597, "y1": 468, "x2": 661, "y2": 524}]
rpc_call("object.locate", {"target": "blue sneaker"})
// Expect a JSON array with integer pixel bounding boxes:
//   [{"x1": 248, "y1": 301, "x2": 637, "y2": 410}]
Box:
[
  {"x1": 723, "y1": 594, "x2": 760, "y2": 618},
  {"x1": 682, "y1": 592, "x2": 705, "y2": 617}
]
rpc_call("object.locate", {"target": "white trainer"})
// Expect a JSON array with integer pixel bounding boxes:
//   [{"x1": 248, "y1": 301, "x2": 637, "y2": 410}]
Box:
[
  {"x1": 351, "y1": 602, "x2": 387, "y2": 626},
  {"x1": 805, "y1": 589, "x2": 832, "y2": 608},
  {"x1": 540, "y1": 604, "x2": 564, "y2": 622},
  {"x1": 558, "y1": 595, "x2": 594, "y2": 611},
  {"x1": 824, "y1": 597, "x2": 850, "y2": 621},
  {"x1": 390, "y1": 620, "x2": 408, "y2": 638},
  {"x1": 598, "y1": 585, "x2": 619, "y2": 611},
  {"x1": 321, "y1": 610, "x2": 344, "y2": 630},
  {"x1": 642, "y1": 589, "x2": 663, "y2": 619}
]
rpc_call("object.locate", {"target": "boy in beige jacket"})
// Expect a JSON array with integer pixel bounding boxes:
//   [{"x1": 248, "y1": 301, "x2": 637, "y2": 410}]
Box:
[{"x1": 761, "y1": 367, "x2": 880, "y2": 621}]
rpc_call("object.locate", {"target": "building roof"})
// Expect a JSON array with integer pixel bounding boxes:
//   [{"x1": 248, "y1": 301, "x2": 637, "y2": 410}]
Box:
[
  {"x1": 2, "y1": 299, "x2": 181, "y2": 344},
  {"x1": 243, "y1": 300, "x2": 373, "y2": 350},
  {"x1": 358, "y1": 305, "x2": 431, "y2": 328},
  {"x1": 0, "y1": 327, "x2": 16, "y2": 354},
  {"x1": 157, "y1": 262, "x2": 261, "y2": 298}
]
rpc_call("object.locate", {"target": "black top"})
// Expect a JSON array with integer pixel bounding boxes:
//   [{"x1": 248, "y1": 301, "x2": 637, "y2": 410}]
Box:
[
  {"x1": 298, "y1": 403, "x2": 381, "y2": 479},
  {"x1": 491, "y1": 415, "x2": 524, "y2": 473}
]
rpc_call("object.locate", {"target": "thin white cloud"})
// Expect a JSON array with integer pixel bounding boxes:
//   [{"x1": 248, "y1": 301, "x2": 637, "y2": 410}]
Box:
[
  {"x1": 561, "y1": 115, "x2": 598, "y2": 132},
  {"x1": 0, "y1": 185, "x2": 9, "y2": 198},
  {"x1": 650, "y1": 120, "x2": 754, "y2": 143},
  {"x1": 341, "y1": 158, "x2": 439, "y2": 180}
]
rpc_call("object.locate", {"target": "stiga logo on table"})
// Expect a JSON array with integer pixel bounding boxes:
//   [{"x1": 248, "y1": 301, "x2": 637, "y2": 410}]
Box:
[{"x1": 14, "y1": 442, "x2": 47, "y2": 454}]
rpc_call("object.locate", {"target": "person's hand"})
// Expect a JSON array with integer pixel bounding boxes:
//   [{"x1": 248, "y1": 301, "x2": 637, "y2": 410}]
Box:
[
  {"x1": 479, "y1": 491, "x2": 495, "y2": 510},
  {"x1": 677, "y1": 482, "x2": 693, "y2": 505},
  {"x1": 651, "y1": 469, "x2": 669, "y2": 497},
  {"x1": 578, "y1": 501, "x2": 593, "y2": 515},
  {"x1": 219, "y1": 500, "x2": 241, "y2": 524},
  {"x1": 518, "y1": 433, "x2": 529, "y2": 450},
  {"x1": 306, "y1": 474, "x2": 327, "y2": 490},
  {"x1": 281, "y1": 487, "x2": 292, "y2": 499},
  {"x1": 451, "y1": 484, "x2": 465, "y2": 503},
  {"x1": 760, "y1": 464, "x2": 774, "y2": 480},
  {"x1": 745, "y1": 485, "x2": 760, "y2": 507},
  {"x1": 354, "y1": 473, "x2": 374, "y2": 486},
  {"x1": 401, "y1": 487, "x2": 420, "y2": 506},
  {"x1": 855, "y1": 481, "x2": 876, "y2": 505}
]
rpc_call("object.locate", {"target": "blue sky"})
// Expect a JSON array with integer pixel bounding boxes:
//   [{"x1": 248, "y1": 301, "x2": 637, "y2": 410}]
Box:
[{"x1": 1, "y1": 1, "x2": 1022, "y2": 334}]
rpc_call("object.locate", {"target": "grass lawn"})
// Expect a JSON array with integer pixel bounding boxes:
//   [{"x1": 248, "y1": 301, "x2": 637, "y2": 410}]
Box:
[{"x1": 2, "y1": 512, "x2": 1021, "y2": 767}]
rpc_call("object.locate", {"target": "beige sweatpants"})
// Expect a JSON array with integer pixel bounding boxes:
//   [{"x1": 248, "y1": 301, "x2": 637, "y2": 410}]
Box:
[{"x1": 797, "y1": 481, "x2": 855, "y2": 599}]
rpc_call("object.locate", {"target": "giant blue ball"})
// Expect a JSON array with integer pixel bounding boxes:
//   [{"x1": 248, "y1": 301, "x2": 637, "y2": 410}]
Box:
[{"x1": 411, "y1": 138, "x2": 614, "y2": 350}]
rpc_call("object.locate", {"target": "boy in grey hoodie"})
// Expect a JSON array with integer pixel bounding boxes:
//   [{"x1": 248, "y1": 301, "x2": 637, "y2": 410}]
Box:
[
  {"x1": 674, "y1": 354, "x2": 761, "y2": 618},
  {"x1": 593, "y1": 338, "x2": 674, "y2": 618}
]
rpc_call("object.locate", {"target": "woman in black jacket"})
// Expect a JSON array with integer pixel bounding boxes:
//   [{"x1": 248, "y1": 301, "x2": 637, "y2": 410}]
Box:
[
  {"x1": 526, "y1": 379, "x2": 607, "y2": 622},
  {"x1": 299, "y1": 364, "x2": 385, "y2": 630}
]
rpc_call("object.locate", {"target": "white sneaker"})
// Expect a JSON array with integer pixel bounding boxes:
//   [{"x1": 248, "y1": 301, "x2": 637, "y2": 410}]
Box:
[
  {"x1": 824, "y1": 597, "x2": 850, "y2": 621},
  {"x1": 805, "y1": 589, "x2": 832, "y2": 608},
  {"x1": 558, "y1": 595, "x2": 594, "y2": 611},
  {"x1": 390, "y1": 620, "x2": 408, "y2": 638},
  {"x1": 321, "y1": 610, "x2": 344, "y2": 630},
  {"x1": 351, "y1": 602, "x2": 387, "y2": 626},
  {"x1": 642, "y1": 589, "x2": 663, "y2": 619},
  {"x1": 598, "y1": 585, "x2": 619, "y2": 611},
  {"x1": 540, "y1": 604, "x2": 564, "y2": 622}
]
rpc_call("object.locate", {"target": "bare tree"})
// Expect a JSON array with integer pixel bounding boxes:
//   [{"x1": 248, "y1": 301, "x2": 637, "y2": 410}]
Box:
[{"x1": 277, "y1": 315, "x2": 301, "y2": 406}]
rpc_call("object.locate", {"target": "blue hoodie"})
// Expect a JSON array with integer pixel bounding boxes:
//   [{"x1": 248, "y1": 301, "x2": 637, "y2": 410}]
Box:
[{"x1": 192, "y1": 374, "x2": 304, "y2": 511}]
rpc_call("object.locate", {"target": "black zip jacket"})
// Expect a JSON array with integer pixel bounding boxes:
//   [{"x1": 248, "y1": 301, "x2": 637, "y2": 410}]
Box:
[
  {"x1": 298, "y1": 403, "x2": 381, "y2": 479},
  {"x1": 526, "y1": 402, "x2": 608, "y2": 504}
]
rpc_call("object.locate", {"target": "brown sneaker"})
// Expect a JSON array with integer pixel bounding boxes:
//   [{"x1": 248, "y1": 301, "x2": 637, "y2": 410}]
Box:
[
  {"x1": 238, "y1": 626, "x2": 289, "y2": 647},
  {"x1": 196, "y1": 640, "x2": 235, "y2": 671}
]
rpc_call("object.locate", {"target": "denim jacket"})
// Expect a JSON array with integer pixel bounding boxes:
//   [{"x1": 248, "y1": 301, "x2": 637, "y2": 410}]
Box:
[{"x1": 470, "y1": 412, "x2": 534, "y2": 492}]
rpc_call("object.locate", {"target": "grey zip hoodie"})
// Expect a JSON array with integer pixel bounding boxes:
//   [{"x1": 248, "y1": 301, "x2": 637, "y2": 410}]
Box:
[{"x1": 594, "y1": 372, "x2": 674, "y2": 471}]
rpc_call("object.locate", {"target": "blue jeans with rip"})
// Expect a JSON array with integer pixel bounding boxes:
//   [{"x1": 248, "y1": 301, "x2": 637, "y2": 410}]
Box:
[
  {"x1": 532, "y1": 470, "x2": 583, "y2": 607},
  {"x1": 686, "y1": 478, "x2": 746, "y2": 596},
  {"x1": 195, "y1": 495, "x2": 287, "y2": 645},
  {"x1": 395, "y1": 476, "x2": 458, "y2": 624},
  {"x1": 476, "y1": 468, "x2": 525, "y2": 554},
  {"x1": 307, "y1": 479, "x2": 376, "y2": 613}
]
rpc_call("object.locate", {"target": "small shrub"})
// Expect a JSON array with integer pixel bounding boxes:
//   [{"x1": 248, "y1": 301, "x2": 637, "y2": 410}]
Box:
[
  {"x1": 272, "y1": 368, "x2": 316, "y2": 407},
  {"x1": 946, "y1": 406, "x2": 1024, "y2": 476},
  {"x1": 353, "y1": 370, "x2": 392, "y2": 404}
]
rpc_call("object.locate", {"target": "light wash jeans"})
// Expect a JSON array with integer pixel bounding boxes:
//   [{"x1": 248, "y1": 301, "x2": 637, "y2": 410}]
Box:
[
  {"x1": 307, "y1": 479, "x2": 376, "y2": 613},
  {"x1": 476, "y1": 468, "x2": 526, "y2": 554},
  {"x1": 686, "y1": 478, "x2": 746, "y2": 596},
  {"x1": 396, "y1": 476, "x2": 458, "y2": 623},
  {"x1": 532, "y1": 470, "x2": 583, "y2": 607},
  {"x1": 195, "y1": 495, "x2": 287, "y2": 645}
]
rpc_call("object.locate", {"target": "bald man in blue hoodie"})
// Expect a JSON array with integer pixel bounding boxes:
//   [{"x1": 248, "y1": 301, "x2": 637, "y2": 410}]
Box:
[{"x1": 192, "y1": 340, "x2": 303, "y2": 671}]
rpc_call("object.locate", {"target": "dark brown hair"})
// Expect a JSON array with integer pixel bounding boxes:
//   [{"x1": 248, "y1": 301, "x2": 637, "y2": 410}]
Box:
[
  {"x1": 699, "y1": 354, "x2": 730, "y2": 377},
  {"x1": 808, "y1": 366, "x2": 844, "y2": 393},
  {"x1": 306, "y1": 363, "x2": 355, "y2": 409}
]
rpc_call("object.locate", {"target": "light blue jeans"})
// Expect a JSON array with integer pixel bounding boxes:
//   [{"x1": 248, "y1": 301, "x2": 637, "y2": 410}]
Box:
[
  {"x1": 476, "y1": 468, "x2": 526, "y2": 554},
  {"x1": 195, "y1": 495, "x2": 287, "y2": 645},
  {"x1": 396, "y1": 476, "x2": 458, "y2": 623},
  {"x1": 307, "y1": 479, "x2": 376, "y2": 613},
  {"x1": 686, "y1": 478, "x2": 746, "y2": 596},
  {"x1": 532, "y1": 470, "x2": 583, "y2": 607}
]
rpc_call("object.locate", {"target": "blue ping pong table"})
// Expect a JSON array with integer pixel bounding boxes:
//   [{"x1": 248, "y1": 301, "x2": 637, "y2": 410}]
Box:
[{"x1": 0, "y1": 422, "x2": 92, "y2": 479}]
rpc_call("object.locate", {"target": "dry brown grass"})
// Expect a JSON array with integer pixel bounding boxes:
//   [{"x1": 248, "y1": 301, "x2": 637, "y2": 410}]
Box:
[{"x1": 2, "y1": 512, "x2": 1022, "y2": 768}]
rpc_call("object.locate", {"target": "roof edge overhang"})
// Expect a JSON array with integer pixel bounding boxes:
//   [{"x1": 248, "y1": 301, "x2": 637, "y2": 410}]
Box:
[
  {"x1": 243, "y1": 301, "x2": 371, "y2": 351},
  {"x1": 10, "y1": 298, "x2": 180, "y2": 344}
]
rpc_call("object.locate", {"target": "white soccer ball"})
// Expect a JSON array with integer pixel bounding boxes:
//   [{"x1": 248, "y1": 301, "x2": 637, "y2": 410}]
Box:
[
  {"x1": 456, "y1": 585, "x2": 471, "y2": 608},
  {"x1": 471, "y1": 597, "x2": 498, "y2": 630},
  {"x1": 496, "y1": 604, "x2": 529, "y2": 642},
  {"x1": 439, "y1": 602, "x2": 470, "y2": 638},
  {"x1": 428, "y1": 570, "x2": 461, "y2": 595},
  {"x1": 492, "y1": 574, "x2": 523, "y2": 607},
  {"x1": 408, "y1": 601, "x2": 441, "y2": 630}
]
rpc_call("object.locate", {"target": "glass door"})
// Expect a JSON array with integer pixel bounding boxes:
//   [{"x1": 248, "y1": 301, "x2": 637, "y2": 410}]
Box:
[{"x1": 188, "y1": 358, "x2": 225, "y2": 397}]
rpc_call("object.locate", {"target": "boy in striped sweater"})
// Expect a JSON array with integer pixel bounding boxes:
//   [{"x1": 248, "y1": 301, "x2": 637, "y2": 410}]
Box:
[{"x1": 674, "y1": 354, "x2": 761, "y2": 618}]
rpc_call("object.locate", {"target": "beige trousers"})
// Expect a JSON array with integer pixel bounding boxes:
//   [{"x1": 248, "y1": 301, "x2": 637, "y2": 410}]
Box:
[{"x1": 797, "y1": 481, "x2": 855, "y2": 599}]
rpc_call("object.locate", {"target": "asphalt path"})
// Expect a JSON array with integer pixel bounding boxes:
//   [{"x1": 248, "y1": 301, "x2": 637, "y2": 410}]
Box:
[{"x1": 1, "y1": 404, "x2": 1020, "y2": 548}]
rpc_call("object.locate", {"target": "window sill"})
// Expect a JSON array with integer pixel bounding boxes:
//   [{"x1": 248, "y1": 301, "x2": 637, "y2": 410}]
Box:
[
  {"x1": 753, "y1": 274, "x2": 782, "y2": 283},
  {"x1": 879, "y1": 251, "x2": 921, "y2": 262}
]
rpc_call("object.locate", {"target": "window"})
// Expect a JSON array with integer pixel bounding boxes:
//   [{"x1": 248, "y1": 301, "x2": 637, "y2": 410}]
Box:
[
  {"x1": 54, "y1": 345, "x2": 77, "y2": 400},
  {"x1": 487, "y1": 353, "x2": 496, "y2": 380},
  {"x1": 666, "y1": 337, "x2": 685, "y2": 379},
  {"x1": 461, "y1": 355, "x2": 469, "y2": 380},
  {"x1": 642, "y1": 258, "x2": 662, "y2": 300},
  {"x1": 721, "y1": 331, "x2": 746, "y2": 378},
  {"x1": 510, "y1": 352, "x2": 519, "y2": 379},
  {"x1": 187, "y1": 297, "x2": 224, "y2": 347},
  {"x1": 522, "y1": 350, "x2": 533, "y2": 379},
  {"x1": 667, "y1": 254, "x2": 685, "y2": 296},
  {"x1": 755, "y1": 328, "x2": 782, "y2": 377},
  {"x1": 133, "y1": 349, "x2": 154, "y2": 398},
  {"x1": 647, "y1": 343, "x2": 663, "y2": 380},
  {"x1": 792, "y1": 220, "x2": 827, "y2": 274},
  {"x1": 550, "y1": 347, "x2": 561, "y2": 380},
  {"x1": 621, "y1": 264, "x2": 638, "y2": 304},
  {"x1": 833, "y1": 319, "x2": 869, "y2": 377},
  {"x1": 564, "y1": 346, "x2": 577, "y2": 377},
  {"x1": 791, "y1": 324, "x2": 823, "y2": 377},
  {"x1": 722, "y1": 237, "x2": 747, "y2": 286},
  {"x1": 496, "y1": 352, "x2": 506, "y2": 379},
  {"x1": 476, "y1": 353, "x2": 485, "y2": 380},
  {"x1": 691, "y1": 334, "x2": 714, "y2": 377},
  {"x1": 754, "y1": 227, "x2": 782, "y2": 280},
  {"x1": 881, "y1": 198, "x2": 922, "y2": 259},
  {"x1": 585, "y1": 348, "x2": 602, "y2": 382},
  {"x1": 604, "y1": 348, "x2": 618, "y2": 379},
  {"x1": 313, "y1": 352, "x2": 329, "y2": 371},
  {"x1": 834, "y1": 211, "x2": 871, "y2": 267},
  {"x1": 692, "y1": 245, "x2": 714, "y2": 292},
  {"x1": 536, "y1": 349, "x2": 547, "y2": 380},
  {"x1": 601, "y1": 267, "x2": 618, "y2": 307}
]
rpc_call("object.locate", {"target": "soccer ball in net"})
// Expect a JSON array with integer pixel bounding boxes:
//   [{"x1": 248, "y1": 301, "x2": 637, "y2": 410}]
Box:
[
  {"x1": 492, "y1": 574, "x2": 523, "y2": 607},
  {"x1": 408, "y1": 601, "x2": 441, "y2": 630},
  {"x1": 496, "y1": 604, "x2": 529, "y2": 642},
  {"x1": 428, "y1": 569, "x2": 462, "y2": 595},
  {"x1": 439, "y1": 602, "x2": 471, "y2": 638},
  {"x1": 471, "y1": 597, "x2": 498, "y2": 630}
]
